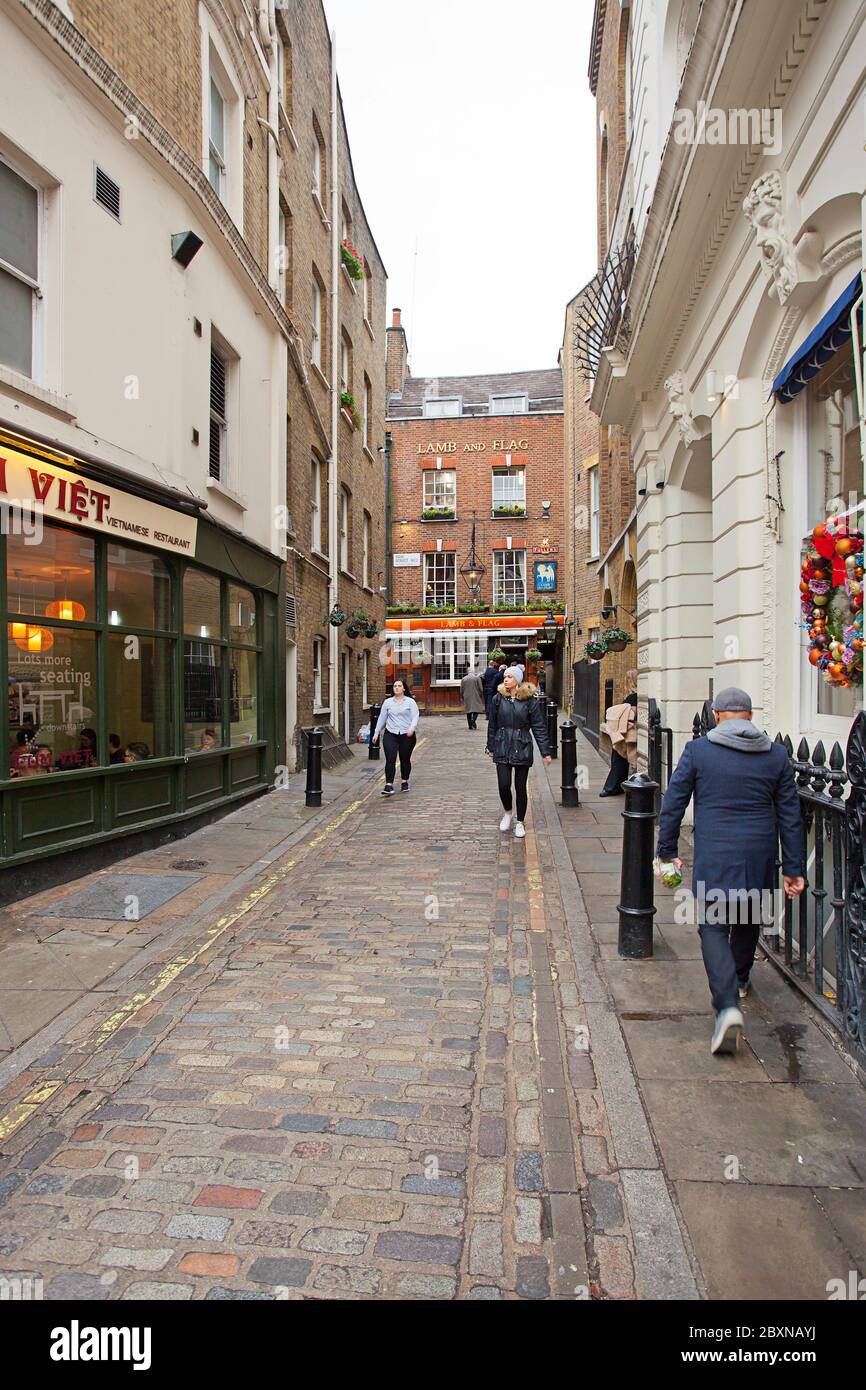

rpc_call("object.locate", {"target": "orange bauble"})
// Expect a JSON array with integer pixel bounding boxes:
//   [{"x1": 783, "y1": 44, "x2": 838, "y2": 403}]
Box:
[
  {"x1": 835, "y1": 537, "x2": 856, "y2": 558},
  {"x1": 828, "y1": 662, "x2": 845, "y2": 680},
  {"x1": 799, "y1": 580, "x2": 810, "y2": 593},
  {"x1": 813, "y1": 524, "x2": 827, "y2": 541},
  {"x1": 808, "y1": 648, "x2": 823, "y2": 666}
]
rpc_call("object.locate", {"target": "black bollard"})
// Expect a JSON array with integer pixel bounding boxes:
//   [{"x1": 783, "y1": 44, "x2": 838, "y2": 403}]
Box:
[
  {"x1": 560, "y1": 718, "x2": 580, "y2": 806},
  {"x1": 368, "y1": 704, "x2": 381, "y2": 760},
  {"x1": 617, "y1": 772, "x2": 659, "y2": 959},
  {"x1": 546, "y1": 698, "x2": 558, "y2": 759},
  {"x1": 305, "y1": 726, "x2": 323, "y2": 807}
]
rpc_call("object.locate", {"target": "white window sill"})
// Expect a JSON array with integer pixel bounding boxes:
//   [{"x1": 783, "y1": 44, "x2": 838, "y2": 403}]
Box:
[
  {"x1": 341, "y1": 263, "x2": 358, "y2": 294},
  {"x1": 206, "y1": 477, "x2": 247, "y2": 511},
  {"x1": 361, "y1": 584, "x2": 374, "y2": 595},
  {"x1": 340, "y1": 407, "x2": 356, "y2": 431},
  {"x1": 340, "y1": 568, "x2": 356, "y2": 583},
  {"x1": 363, "y1": 445, "x2": 375, "y2": 462},
  {"x1": 310, "y1": 547, "x2": 330, "y2": 565},
  {"x1": 278, "y1": 104, "x2": 299, "y2": 150},
  {"x1": 586, "y1": 555, "x2": 600, "y2": 565},
  {"x1": 362, "y1": 701, "x2": 372, "y2": 711},
  {"x1": 311, "y1": 361, "x2": 330, "y2": 390},
  {"x1": 313, "y1": 706, "x2": 330, "y2": 716},
  {"x1": 0, "y1": 365, "x2": 77, "y2": 419},
  {"x1": 312, "y1": 190, "x2": 331, "y2": 228},
  {"x1": 363, "y1": 318, "x2": 375, "y2": 341}
]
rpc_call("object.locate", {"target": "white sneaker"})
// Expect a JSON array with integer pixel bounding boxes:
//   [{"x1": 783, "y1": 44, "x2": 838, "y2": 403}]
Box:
[
  {"x1": 499, "y1": 812, "x2": 513, "y2": 831},
  {"x1": 514, "y1": 821, "x2": 526, "y2": 839},
  {"x1": 710, "y1": 1007, "x2": 744, "y2": 1055}
]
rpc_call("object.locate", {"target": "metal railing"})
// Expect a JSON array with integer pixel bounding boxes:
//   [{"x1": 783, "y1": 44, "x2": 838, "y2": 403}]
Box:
[{"x1": 647, "y1": 698, "x2": 673, "y2": 810}]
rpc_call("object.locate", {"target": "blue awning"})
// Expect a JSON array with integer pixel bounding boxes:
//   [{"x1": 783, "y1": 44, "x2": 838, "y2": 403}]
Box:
[{"x1": 772, "y1": 272, "x2": 862, "y2": 403}]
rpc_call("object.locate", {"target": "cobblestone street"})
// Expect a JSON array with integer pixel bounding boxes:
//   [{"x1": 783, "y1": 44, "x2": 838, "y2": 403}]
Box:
[{"x1": 0, "y1": 716, "x2": 863, "y2": 1302}]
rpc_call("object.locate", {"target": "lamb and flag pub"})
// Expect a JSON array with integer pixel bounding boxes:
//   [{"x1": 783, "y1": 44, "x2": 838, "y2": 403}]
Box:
[{"x1": 0, "y1": 427, "x2": 283, "y2": 890}]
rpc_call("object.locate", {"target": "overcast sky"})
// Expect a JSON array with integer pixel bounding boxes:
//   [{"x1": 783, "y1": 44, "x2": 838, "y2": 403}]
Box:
[{"x1": 322, "y1": 0, "x2": 597, "y2": 378}]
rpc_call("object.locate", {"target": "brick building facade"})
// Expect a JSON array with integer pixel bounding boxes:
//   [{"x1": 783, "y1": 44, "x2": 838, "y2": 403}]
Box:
[
  {"x1": 561, "y1": 0, "x2": 638, "y2": 746},
  {"x1": 385, "y1": 315, "x2": 565, "y2": 711}
]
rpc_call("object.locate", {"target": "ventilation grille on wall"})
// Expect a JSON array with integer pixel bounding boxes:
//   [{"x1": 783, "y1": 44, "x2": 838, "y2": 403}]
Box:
[
  {"x1": 93, "y1": 165, "x2": 121, "y2": 221},
  {"x1": 285, "y1": 593, "x2": 297, "y2": 627}
]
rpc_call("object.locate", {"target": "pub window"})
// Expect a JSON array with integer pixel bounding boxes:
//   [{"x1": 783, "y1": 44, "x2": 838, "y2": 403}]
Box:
[
  {"x1": 0, "y1": 157, "x2": 41, "y2": 379},
  {"x1": 806, "y1": 340, "x2": 864, "y2": 720},
  {"x1": 432, "y1": 633, "x2": 485, "y2": 685},
  {"x1": 492, "y1": 468, "x2": 526, "y2": 513},
  {"x1": 493, "y1": 548, "x2": 526, "y2": 607},
  {"x1": 422, "y1": 469, "x2": 456, "y2": 514},
  {"x1": 423, "y1": 551, "x2": 456, "y2": 608}
]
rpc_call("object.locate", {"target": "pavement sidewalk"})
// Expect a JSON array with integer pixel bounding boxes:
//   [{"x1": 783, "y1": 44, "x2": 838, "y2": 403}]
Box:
[{"x1": 540, "y1": 727, "x2": 866, "y2": 1300}]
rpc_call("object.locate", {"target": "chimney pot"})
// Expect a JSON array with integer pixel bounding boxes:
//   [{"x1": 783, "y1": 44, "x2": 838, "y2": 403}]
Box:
[{"x1": 392, "y1": 308, "x2": 402, "y2": 328}]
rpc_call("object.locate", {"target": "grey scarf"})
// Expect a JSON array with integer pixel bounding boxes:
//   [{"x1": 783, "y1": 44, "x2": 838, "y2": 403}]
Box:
[{"x1": 707, "y1": 717, "x2": 771, "y2": 753}]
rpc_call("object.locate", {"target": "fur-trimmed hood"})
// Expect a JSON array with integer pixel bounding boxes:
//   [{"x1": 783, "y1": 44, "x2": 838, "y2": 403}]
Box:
[{"x1": 497, "y1": 681, "x2": 539, "y2": 701}]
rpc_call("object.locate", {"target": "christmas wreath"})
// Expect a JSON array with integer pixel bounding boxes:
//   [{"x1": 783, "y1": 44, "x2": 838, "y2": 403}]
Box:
[{"x1": 800, "y1": 515, "x2": 864, "y2": 688}]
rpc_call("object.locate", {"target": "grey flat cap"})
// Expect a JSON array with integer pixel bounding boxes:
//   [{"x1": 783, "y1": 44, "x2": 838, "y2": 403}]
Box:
[{"x1": 712, "y1": 686, "x2": 752, "y2": 713}]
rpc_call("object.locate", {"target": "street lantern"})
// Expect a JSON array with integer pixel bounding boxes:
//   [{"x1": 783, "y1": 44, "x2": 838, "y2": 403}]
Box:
[
  {"x1": 541, "y1": 607, "x2": 559, "y2": 639},
  {"x1": 460, "y1": 511, "x2": 486, "y2": 598}
]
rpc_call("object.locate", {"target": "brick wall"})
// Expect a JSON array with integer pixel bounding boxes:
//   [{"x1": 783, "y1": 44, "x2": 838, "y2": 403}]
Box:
[{"x1": 388, "y1": 411, "x2": 565, "y2": 613}]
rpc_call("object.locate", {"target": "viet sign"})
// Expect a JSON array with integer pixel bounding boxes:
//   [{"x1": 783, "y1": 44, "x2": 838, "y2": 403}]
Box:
[
  {"x1": 0, "y1": 438, "x2": 198, "y2": 555},
  {"x1": 534, "y1": 560, "x2": 557, "y2": 592}
]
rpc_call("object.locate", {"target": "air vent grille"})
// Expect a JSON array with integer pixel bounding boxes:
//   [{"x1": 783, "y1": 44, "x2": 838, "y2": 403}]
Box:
[
  {"x1": 285, "y1": 593, "x2": 297, "y2": 627},
  {"x1": 94, "y1": 165, "x2": 121, "y2": 220}
]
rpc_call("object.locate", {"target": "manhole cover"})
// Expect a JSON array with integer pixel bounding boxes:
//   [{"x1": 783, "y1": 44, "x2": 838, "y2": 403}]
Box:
[{"x1": 44, "y1": 872, "x2": 202, "y2": 921}]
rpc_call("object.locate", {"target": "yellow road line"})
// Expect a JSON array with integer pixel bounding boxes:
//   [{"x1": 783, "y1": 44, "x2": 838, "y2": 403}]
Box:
[{"x1": 0, "y1": 740, "x2": 428, "y2": 1143}]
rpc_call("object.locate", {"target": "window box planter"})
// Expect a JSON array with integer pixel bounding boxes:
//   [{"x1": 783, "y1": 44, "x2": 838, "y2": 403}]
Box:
[
  {"x1": 527, "y1": 600, "x2": 565, "y2": 613},
  {"x1": 491, "y1": 505, "x2": 526, "y2": 518},
  {"x1": 421, "y1": 604, "x2": 456, "y2": 615},
  {"x1": 386, "y1": 603, "x2": 419, "y2": 615},
  {"x1": 340, "y1": 239, "x2": 365, "y2": 281},
  {"x1": 603, "y1": 626, "x2": 632, "y2": 653},
  {"x1": 340, "y1": 391, "x2": 361, "y2": 431},
  {"x1": 457, "y1": 603, "x2": 490, "y2": 614},
  {"x1": 421, "y1": 507, "x2": 455, "y2": 521},
  {"x1": 493, "y1": 602, "x2": 527, "y2": 613}
]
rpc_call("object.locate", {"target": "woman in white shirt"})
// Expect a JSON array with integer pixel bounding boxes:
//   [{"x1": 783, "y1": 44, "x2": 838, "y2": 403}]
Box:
[{"x1": 372, "y1": 679, "x2": 420, "y2": 795}]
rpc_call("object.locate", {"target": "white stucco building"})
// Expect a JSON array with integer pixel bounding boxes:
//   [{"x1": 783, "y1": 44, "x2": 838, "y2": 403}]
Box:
[{"x1": 587, "y1": 0, "x2": 865, "y2": 760}]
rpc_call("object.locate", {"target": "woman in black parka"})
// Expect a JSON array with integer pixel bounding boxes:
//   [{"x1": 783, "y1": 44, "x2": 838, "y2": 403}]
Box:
[{"x1": 486, "y1": 664, "x2": 552, "y2": 839}]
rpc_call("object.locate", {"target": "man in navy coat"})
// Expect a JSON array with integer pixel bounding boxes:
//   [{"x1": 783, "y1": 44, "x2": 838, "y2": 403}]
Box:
[
  {"x1": 482, "y1": 659, "x2": 502, "y2": 719},
  {"x1": 656, "y1": 687, "x2": 805, "y2": 1056}
]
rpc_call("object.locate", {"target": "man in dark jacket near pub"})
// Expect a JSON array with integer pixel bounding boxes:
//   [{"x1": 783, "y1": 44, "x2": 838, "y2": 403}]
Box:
[
  {"x1": 482, "y1": 658, "x2": 502, "y2": 719},
  {"x1": 656, "y1": 687, "x2": 805, "y2": 1056}
]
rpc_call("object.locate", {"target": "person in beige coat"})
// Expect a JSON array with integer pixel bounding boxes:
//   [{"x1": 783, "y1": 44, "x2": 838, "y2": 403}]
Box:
[{"x1": 600, "y1": 669, "x2": 638, "y2": 797}]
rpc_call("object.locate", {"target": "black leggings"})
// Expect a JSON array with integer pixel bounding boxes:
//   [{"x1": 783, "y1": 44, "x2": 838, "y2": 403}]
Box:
[
  {"x1": 497, "y1": 763, "x2": 530, "y2": 821},
  {"x1": 383, "y1": 730, "x2": 415, "y2": 784}
]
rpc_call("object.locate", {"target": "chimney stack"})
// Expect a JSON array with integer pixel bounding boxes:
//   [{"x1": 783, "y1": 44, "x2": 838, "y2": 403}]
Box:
[{"x1": 386, "y1": 306, "x2": 409, "y2": 396}]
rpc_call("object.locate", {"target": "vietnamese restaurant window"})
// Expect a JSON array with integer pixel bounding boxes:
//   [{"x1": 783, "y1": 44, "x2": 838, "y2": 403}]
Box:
[
  {"x1": 107, "y1": 544, "x2": 171, "y2": 630},
  {"x1": 807, "y1": 341, "x2": 864, "y2": 720},
  {"x1": 230, "y1": 647, "x2": 257, "y2": 745},
  {"x1": 107, "y1": 634, "x2": 172, "y2": 761},
  {"x1": 184, "y1": 567, "x2": 221, "y2": 638},
  {"x1": 8, "y1": 625, "x2": 99, "y2": 775},
  {"x1": 184, "y1": 640, "x2": 223, "y2": 751},
  {"x1": 7, "y1": 525, "x2": 95, "y2": 619}
]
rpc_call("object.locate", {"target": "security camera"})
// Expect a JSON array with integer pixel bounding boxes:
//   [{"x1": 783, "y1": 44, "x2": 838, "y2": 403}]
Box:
[{"x1": 602, "y1": 606, "x2": 615, "y2": 620}]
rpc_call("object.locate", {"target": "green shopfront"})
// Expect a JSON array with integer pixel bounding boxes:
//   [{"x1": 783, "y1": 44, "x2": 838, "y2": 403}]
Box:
[{"x1": 0, "y1": 429, "x2": 284, "y2": 880}]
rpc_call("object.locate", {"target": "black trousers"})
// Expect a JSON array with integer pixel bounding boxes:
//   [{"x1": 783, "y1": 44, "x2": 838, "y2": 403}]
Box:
[
  {"x1": 466, "y1": 711, "x2": 478, "y2": 729},
  {"x1": 496, "y1": 763, "x2": 530, "y2": 821},
  {"x1": 383, "y1": 730, "x2": 415, "y2": 784},
  {"x1": 698, "y1": 921, "x2": 760, "y2": 1013},
  {"x1": 601, "y1": 748, "x2": 630, "y2": 794}
]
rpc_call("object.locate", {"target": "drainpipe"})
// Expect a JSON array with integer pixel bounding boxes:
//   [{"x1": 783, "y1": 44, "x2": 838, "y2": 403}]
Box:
[
  {"x1": 328, "y1": 28, "x2": 340, "y2": 731},
  {"x1": 261, "y1": 1, "x2": 281, "y2": 570},
  {"x1": 384, "y1": 429, "x2": 393, "y2": 605}
]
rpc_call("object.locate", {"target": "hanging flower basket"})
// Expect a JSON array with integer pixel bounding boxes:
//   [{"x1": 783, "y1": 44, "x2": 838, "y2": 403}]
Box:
[
  {"x1": 525, "y1": 647, "x2": 543, "y2": 662},
  {"x1": 340, "y1": 239, "x2": 365, "y2": 281},
  {"x1": 801, "y1": 516, "x2": 864, "y2": 687},
  {"x1": 488, "y1": 647, "x2": 506, "y2": 663},
  {"x1": 345, "y1": 623, "x2": 362, "y2": 638},
  {"x1": 603, "y1": 626, "x2": 632, "y2": 653},
  {"x1": 585, "y1": 639, "x2": 608, "y2": 661},
  {"x1": 327, "y1": 606, "x2": 347, "y2": 627},
  {"x1": 365, "y1": 622, "x2": 378, "y2": 639}
]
